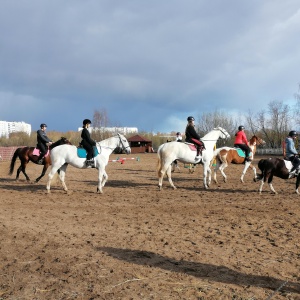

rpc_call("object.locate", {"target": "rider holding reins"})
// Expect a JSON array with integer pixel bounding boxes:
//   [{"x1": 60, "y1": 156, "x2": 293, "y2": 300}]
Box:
[
  {"x1": 234, "y1": 125, "x2": 252, "y2": 162},
  {"x1": 285, "y1": 130, "x2": 300, "y2": 176}
]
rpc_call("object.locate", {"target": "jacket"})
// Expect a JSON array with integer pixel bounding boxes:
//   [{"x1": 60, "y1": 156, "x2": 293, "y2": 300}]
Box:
[
  {"x1": 81, "y1": 128, "x2": 96, "y2": 146},
  {"x1": 37, "y1": 130, "x2": 52, "y2": 146},
  {"x1": 234, "y1": 130, "x2": 249, "y2": 145},
  {"x1": 285, "y1": 136, "x2": 298, "y2": 158},
  {"x1": 185, "y1": 124, "x2": 200, "y2": 143}
]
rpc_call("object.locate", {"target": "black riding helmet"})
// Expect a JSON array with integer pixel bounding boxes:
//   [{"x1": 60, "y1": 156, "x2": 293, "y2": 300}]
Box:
[
  {"x1": 40, "y1": 123, "x2": 47, "y2": 128},
  {"x1": 83, "y1": 119, "x2": 92, "y2": 126},
  {"x1": 187, "y1": 116, "x2": 195, "y2": 122},
  {"x1": 238, "y1": 125, "x2": 245, "y2": 131},
  {"x1": 289, "y1": 130, "x2": 297, "y2": 137}
]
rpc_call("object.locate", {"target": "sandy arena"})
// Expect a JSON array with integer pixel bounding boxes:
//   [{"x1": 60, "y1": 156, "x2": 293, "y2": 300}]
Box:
[{"x1": 0, "y1": 153, "x2": 299, "y2": 299}]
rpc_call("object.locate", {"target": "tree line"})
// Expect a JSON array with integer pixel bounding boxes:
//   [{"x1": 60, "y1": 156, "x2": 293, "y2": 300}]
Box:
[{"x1": 1, "y1": 96, "x2": 300, "y2": 151}]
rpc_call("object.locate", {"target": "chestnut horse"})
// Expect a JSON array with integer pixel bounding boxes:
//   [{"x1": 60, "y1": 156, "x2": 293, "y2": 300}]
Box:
[
  {"x1": 254, "y1": 157, "x2": 300, "y2": 194},
  {"x1": 212, "y1": 135, "x2": 265, "y2": 183},
  {"x1": 8, "y1": 137, "x2": 71, "y2": 183}
]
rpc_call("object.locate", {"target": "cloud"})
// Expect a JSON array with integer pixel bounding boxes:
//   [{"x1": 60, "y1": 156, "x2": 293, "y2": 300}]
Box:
[{"x1": 0, "y1": 0, "x2": 299, "y2": 133}]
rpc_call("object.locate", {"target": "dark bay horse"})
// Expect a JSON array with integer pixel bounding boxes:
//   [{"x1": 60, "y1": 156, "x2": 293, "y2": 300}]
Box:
[
  {"x1": 212, "y1": 135, "x2": 265, "y2": 183},
  {"x1": 9, "y1": 137, "x2": 71, "y2": 183},
  {"x1": 254, "y1": 157, "x2": 300, "y2": 194}
]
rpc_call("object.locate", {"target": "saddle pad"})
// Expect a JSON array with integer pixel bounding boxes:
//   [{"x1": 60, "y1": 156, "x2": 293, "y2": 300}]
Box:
[
  {"x1": 185, "y1": 143, "x2": 197, "y2": 151},
  {"x1": 33, "y1": 148, "x2": 50, "y2": 157},
  {"x1": 235, "y1": 148, "x2": 246, "y2": 158},
  {"x1": 77, "y1": 146, "x2": 99, "y2": 158}
]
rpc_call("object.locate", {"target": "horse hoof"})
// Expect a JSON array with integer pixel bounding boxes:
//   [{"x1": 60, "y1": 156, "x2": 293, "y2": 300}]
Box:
[{"x1": 172, "y1": 186, "x2": 177, "y2": 190}]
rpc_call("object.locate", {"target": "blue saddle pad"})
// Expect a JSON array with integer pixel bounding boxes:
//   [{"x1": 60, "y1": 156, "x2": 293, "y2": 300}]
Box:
[
  {"x1": 235, "y1": 148, "x2": 246, "y2": 158},
  {"x1": 77, "y1": 146, "x2": 99, "y2": 158}
]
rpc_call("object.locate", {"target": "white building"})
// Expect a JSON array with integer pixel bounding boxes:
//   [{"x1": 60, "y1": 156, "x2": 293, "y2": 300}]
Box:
[
  {"x1": 78, "y1": 126, "x2": 138, "y2": 135},
  {"x1": 0, "y1": 121, "x2": 32, "y2": 137}
]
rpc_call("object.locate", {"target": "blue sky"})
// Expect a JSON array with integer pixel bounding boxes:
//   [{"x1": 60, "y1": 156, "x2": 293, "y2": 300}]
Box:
[{"x1": 0, "y1": 0, "x2": 300, "y2": 133}]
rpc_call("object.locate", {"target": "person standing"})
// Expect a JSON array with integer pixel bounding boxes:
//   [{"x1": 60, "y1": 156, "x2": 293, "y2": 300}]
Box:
[
  {"x1": 80, "y1": 119, "x2": 96, "y2": 168},
  {"x1": 36, "y1": 123, "x2": 53, "y2": 164},
  {"x1": 185, "y1": 116, "x2": 205, "y2": 160},
  {"x1": 234, "y1": 125, "x2": 252, "y2": 162},
  {"x1": 285, "y1": 130, "x2": 300, "y2": 176},
  {"x1": 176, "y1": 132, "x2": 182, "y2": 142}
]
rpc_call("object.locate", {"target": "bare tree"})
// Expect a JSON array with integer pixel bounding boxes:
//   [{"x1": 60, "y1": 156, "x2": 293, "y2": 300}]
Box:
[{"x1": 92, "y1": 109, "x2": 111, "y2": 140}]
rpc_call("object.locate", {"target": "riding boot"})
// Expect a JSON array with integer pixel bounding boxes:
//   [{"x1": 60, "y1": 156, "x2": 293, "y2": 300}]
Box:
[
  {"x1": 195, "y1": 148, "x2": 201, "y2": 160},
  {"x1": 86, "y1": 159, "x2": 94, "y2": 168},
  {"x1": 37, "y1": 155, "x2": 44, "y2": 165}
]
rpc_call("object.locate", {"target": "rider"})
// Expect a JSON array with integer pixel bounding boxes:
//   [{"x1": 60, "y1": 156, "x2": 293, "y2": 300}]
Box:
[
  {"x1": 80, "y1": 119, "x2": 96, "y2": 168},
  {"x1": 185, "y1": 116, "x2": 205, "y2": 160},
  {"x1": 285, "y1": 130, "x2": 300, "y2": 176},
  {"x1": 36, "y1": 123, "x2": 53, "y2": 164},
  {"x1": 234, "y1": 125, "x2": 252, "y2": 162},
  {"x1": 176, "y1": 132, "x2": 182, "y2": 142}
]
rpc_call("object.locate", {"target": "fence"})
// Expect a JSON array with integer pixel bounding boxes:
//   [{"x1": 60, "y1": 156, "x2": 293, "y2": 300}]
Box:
[
  {"x1": 0, "y1": 146, "x2": 24, "y2": 161},
  {"x1": 256, "y1": 148, "x2": 283, "y2": 156}
]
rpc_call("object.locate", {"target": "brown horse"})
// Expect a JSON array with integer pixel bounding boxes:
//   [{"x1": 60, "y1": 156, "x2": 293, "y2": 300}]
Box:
[
  {"x1": 212, "y1": 135, "x2": 265, "y2": 183},
  {"x1": 9, "y1": 137, "x2": 71, "y2": 182}
]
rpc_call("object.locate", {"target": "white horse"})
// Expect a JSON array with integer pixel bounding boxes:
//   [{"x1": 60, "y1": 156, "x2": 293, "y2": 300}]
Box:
[
  {"x1": 46, "y1": 134, "x2": 131, "y2": 194},
  {"x1": 157, "y1": 127, "x2": 230, "y2": 190}
]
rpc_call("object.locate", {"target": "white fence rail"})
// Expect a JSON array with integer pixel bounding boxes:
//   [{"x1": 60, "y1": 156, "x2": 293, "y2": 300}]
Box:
[{"x1": 256, "y1": 148, "x2": 283, "y2": 156}]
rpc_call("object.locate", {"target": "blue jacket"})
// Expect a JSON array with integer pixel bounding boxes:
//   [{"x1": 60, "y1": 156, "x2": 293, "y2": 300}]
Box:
[{"x1": 285, "y1": 137, "x2": 298, "y2": 157}]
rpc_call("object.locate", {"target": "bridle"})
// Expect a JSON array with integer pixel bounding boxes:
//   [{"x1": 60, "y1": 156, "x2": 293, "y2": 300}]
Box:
[{"x1": 117, "y1": 133, "x2": 130, "y2": 152}]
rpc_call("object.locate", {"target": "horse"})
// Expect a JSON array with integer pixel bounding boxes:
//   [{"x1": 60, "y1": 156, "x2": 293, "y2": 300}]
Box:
[
  {"x1": 157, "y1": 127, "x2": 230, "y2": 190},
  {"x1": 8, "y1": 137, "x2": 71, "y2": 183},
  {"x1": 46, "y1": 133, "x2": 131, "y2": 194},
  {"x1": 253, "y1": 157, "x2": 300, "y2": 194},
  {"x1": 212, "y1": 135, "x2": 265, "y2": 184}
]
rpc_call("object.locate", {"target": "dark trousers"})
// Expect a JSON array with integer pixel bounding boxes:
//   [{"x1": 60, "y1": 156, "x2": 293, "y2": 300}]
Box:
[
  {"x1": 37, "y1": 143, "x2": 47, "y2": 159},
  {"x1": 289, "y1": 155, "x2": 300, "y2": 171},
  {"x1": 81, "y1": 141, "x2": 94, "y2": 160},
  {"x1": 234, "y1": 144, "x2": 250, "y2": 157}
]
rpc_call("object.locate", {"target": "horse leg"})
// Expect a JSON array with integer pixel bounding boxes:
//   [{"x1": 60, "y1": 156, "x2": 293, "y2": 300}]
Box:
[
  {"x1": 166, "y1": 165, "x2": 176, "y2": 190},
  {"x1": 16, "y1": 160, "x2": 30, "y2": 181},
  {"x1": 267, "y1": 174, "x2": 277, "y2": 194},
  {"x1": 219, "y1": 162, "x2": 228, "y2": 183},
  {"x1": 157, "y1": 157, "x2": 175, "y2": 190},
  {"x1": 47, "y1": 163, "x2": 68, "y2": 193},
  {"x1": 240, "y1": 162, "x2": 252, "y2": 183},
  {"x1": 203, "y1": 163, "x2": 211, "y2": 189},
  {"x1": 97, "y1": 167, "x2": 105, "y2": 193},
  {"x1": 35, "y1": 164, "x2": 48, "y2": 183},
  {"x1": 296, "y1": 175, "x2": 300, "y2": 194}
]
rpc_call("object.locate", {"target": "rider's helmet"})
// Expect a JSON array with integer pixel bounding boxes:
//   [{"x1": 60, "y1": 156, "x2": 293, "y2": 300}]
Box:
[
  {"x1": 187, "y1": 116, "x2": 195, "y2": 122},
  {"x1": 238, "y1": 125, "x2": 245, "y2": 131},
  {"x1": 176, "y1": 132, "x2": 181, "y2": 135},
  {"x1": 40, "y1": 123, "x2": 47, "y2": 128},
  {"x1": 289, "y1": 130, "x2": 297, "y2": 137},
  {"x1": 83, "y1": 119, "x2": 92, "y2": 126}
]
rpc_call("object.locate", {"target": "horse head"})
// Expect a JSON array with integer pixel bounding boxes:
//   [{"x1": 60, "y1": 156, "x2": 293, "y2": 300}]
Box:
[
  {"x1": 214, "y1": 127, "x2": 230, "y2": 140},
  {"x1": 250, "y1": 135, "x2": 266, "y2": 146},
  {"x1": 117, "y1": 133, "x2": 131, "y2": 154}
]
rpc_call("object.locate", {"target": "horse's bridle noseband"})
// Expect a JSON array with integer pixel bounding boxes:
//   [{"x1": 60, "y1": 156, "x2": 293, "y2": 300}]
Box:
[{"x1": 117, "y1": 134, "x2": 130, "y2": 151}]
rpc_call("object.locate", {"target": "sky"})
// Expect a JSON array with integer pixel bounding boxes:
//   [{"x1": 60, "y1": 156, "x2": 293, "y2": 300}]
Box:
[{"x1": 1, "y1": 0, "x2": 300, "y2": 134}]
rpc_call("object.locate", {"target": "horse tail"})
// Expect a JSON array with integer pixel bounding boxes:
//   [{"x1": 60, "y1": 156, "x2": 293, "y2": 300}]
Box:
[
  {"x1": 157, "y1": 144, "x2": 165, "y2": 176},
  {"x1": 9, "y1": 148, "x2": 21, "y2": 175}
]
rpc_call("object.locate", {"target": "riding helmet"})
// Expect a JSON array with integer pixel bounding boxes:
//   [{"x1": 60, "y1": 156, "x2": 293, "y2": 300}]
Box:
[
  {"x1": 40, "y1": 123, "x2": 47, "y2": 128},
  {"x1": 187, "y1": 116, "x2": 195, "y2": 122},
  {"x1": 176, "y1": 132, "x2": 181, "y2": 135},
  {"x1": 83, "y1": 119, "x2": 92, "y2": 126},
  {"x1": 289, "y1": 130, "x2": 297, "y2": 137},
  {"x1": 238, "y1": 125, "x2": 245, "y2": 130}
]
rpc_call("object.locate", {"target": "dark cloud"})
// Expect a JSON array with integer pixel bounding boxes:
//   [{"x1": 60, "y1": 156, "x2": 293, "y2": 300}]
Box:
[{"x1": 0, "y1": 0, "x2": 299, "y2": 133}]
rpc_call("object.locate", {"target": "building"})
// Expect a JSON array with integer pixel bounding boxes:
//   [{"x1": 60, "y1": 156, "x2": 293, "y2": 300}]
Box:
[
  {"x1": 0, "y1": 121, "x2": 31, "y2": 138},
  {"x1": 128, "y1": 134, "x2": 153, "y2": 153}
]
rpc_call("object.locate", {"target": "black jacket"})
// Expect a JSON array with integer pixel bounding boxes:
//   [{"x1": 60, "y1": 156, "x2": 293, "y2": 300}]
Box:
[
  {"x1": 37, "y1": 129, "x2": 52, "y2": 146},
  {"x1": 185, "y1": 124, "x2": 201, "y2": 143},
  {"x1": 81, "y1": 128, "x2": 96, "y2": 147}
]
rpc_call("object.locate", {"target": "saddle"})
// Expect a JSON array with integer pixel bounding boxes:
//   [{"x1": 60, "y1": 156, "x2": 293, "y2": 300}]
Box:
[
  {"x1": 33, "y1": 148, "x2": 50, "y2": 157},
  {"x1": 234, "y1": 147, "x2": 247, "y2": 158},
  {"x1": 77, "y1": 146, "x2": 99, "y2": 158}
]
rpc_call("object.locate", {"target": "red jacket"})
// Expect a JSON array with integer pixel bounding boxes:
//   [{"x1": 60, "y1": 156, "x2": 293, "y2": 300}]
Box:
[{"x1": 234, "y1": 130, "x2": 249, "y2": 145}]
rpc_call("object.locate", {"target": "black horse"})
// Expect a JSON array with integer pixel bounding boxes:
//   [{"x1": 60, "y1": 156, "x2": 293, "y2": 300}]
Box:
[
  {"x1": 253, "y1": 157, "x2": 300, "y2": 194},
  {"x1": 8, "y1": 137, "x2": 71, "y2": 183}
]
